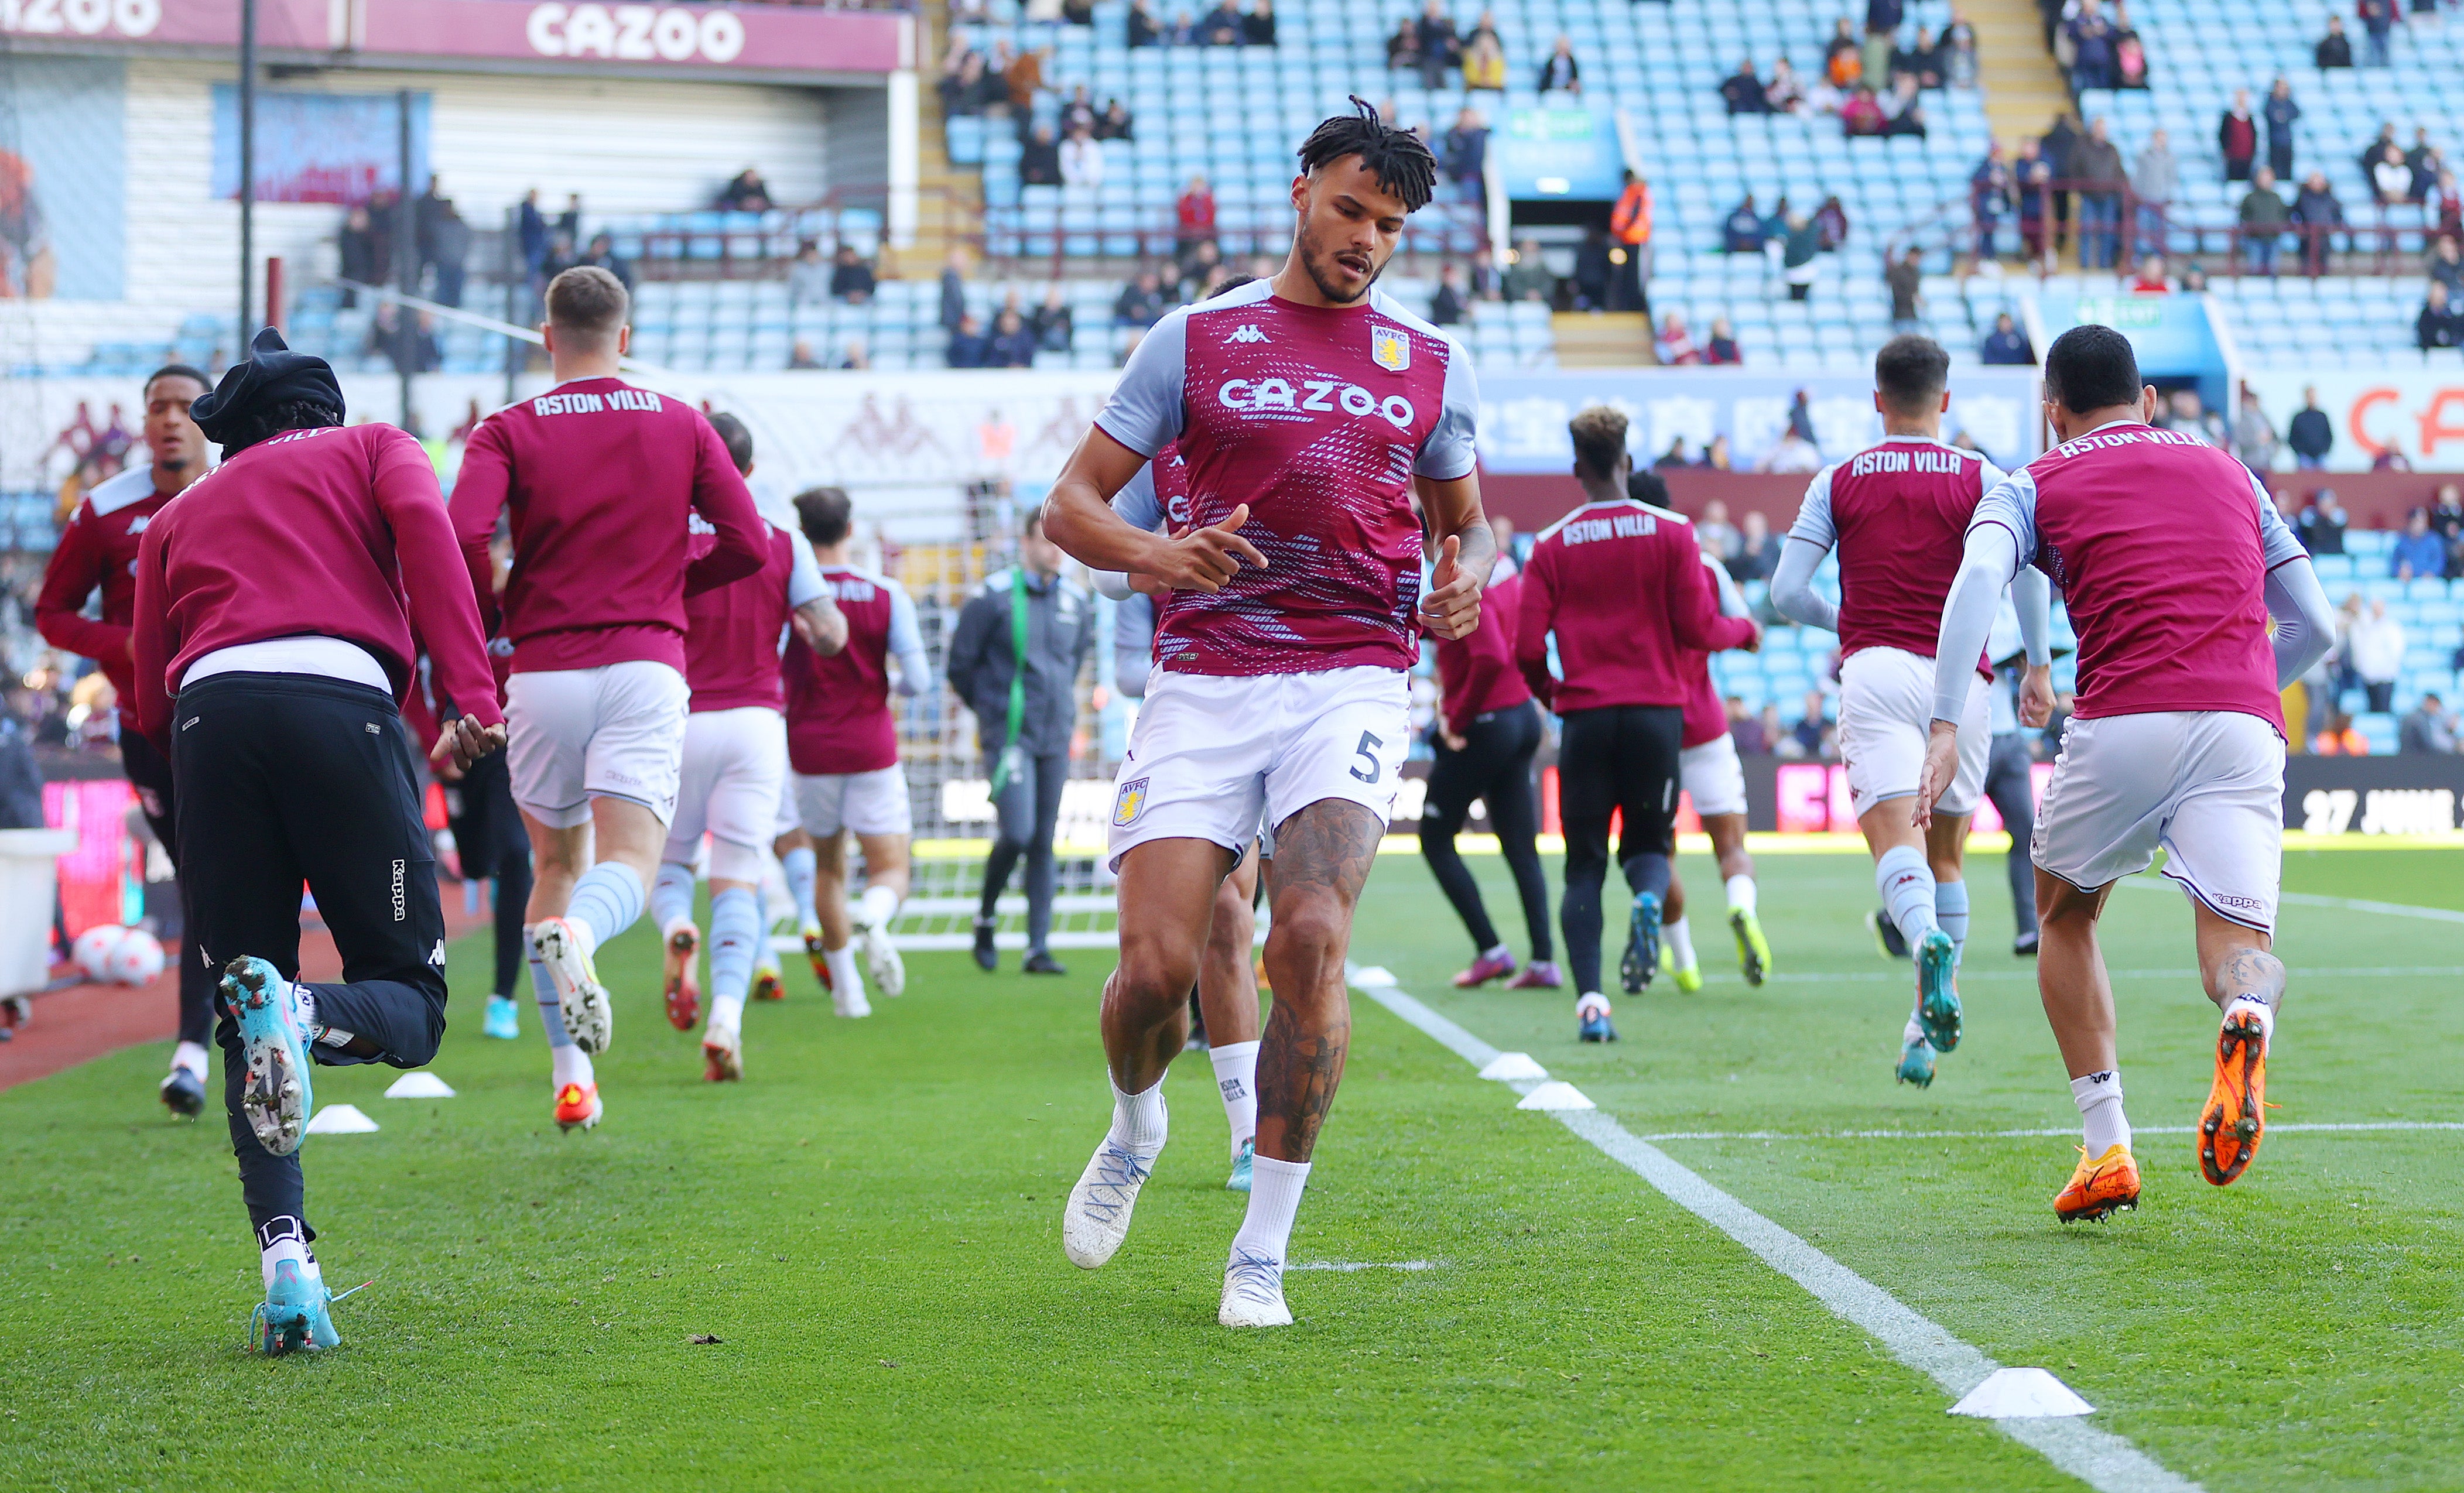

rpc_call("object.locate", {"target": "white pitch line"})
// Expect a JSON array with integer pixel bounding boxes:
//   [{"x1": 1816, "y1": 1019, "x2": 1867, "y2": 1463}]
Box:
[
  {"x1": 1359, "y1": 980, "x2": 2201, "y2": 1493},
  {"x1": 1287, "y1": 1260, "x2": 1439, "y2": 1272},
  {"x1": 2119, "y1": 879, "x2": 2464, "y2": 926},
  {"x1": 1693, "y1": 965, "x2": 2463, "y2": 985},
  {"x1": 1639, "y1": 1122, "x2": 2464, "y2": 1142}
]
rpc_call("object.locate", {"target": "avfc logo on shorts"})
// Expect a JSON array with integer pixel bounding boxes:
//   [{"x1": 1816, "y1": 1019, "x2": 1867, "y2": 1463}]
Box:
[
  {"x1": 1113, "y1": 777, "x2": 1150, "y2": 827},
  {"x1": 1371, "y1": 325, "x2": 1411, "y2": 372}
]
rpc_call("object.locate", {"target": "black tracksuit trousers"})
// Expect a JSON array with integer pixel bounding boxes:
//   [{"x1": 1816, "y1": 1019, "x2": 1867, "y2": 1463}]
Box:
[
  {"x1": 1556, "y1": 704, "x2": 1685, "y2": 997},
  {"x1": 1420, "y1": 701, "x2": 1552, "y2": 960}
]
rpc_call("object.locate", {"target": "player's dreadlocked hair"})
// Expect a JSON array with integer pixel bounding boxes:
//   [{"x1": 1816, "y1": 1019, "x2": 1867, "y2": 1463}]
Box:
[{"x1": 1296, "y1": 97, "x2": 1437, "y2": 214}]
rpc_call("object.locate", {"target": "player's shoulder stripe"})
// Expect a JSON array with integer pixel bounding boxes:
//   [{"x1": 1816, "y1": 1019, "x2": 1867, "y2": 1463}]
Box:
[
  {"x1": 1637, "y1": 500, "x2": 1693, "y2": 525},
  {"x1": 1364, "y1": 288, "x2": 1453, "y2": 346},
  {"x1": 84, "y1": 465, "x2": 158, "y2": 518},
  {"x1": 1185, "y1": 278, "x2": 1275, "y2": 317}
]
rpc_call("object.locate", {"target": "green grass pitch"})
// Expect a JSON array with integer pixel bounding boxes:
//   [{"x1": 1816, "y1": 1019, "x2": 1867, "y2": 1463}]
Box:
[{"x1": 2, "y1": 845, "x2": 2458, "y2": 1490}]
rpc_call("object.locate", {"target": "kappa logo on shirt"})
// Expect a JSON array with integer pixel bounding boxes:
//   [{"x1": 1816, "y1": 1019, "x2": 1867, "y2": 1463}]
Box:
[{"x1": 1227, "y1": 324, "x2": 1268, "y2": 344}]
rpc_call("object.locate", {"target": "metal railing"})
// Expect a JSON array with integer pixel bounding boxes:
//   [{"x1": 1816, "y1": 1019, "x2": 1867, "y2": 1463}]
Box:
[{"x1": 1957, "y1": 177, "x2": 2446, "y2": 278}]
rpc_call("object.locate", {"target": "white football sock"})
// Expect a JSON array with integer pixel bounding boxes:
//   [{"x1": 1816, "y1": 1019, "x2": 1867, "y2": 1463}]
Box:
[
  {"x1": 1207, "y1": 1040, "x2": 1260, "y2": 1156},
  {"x1": 1229, "y1": 1154, "x2": 1311, "y2": 1266},
  {"x1": 649, "y1": 862, "x2": 696, "y2": 936},
  {"x1": 825, "y1": 942, "x2": 863, "y2": 999},
  {"x1": 1662, "y1": 914, "x2": 1698, "y2": 974},
  {"x1": 858, "y1": 882, "x2": 901, "y2": 930},
  {"x1": 1902, "y1": 1012, "x2": 1927, "y2": 1045},
  {"x1": 256, "y1": 1217, "x2": 317, "y2": 1291},
  {"x1": 1876, "y1": 845, "x2": 1939, "y2": 946},
  {"x1": 2071, "y1": 1069, "x2": 2130, "y2": 1155},
  {"x1": 1109, "y1": 1074, "x2": 1169, "y2": 1154},
  {"x1": 172, "y1": 1040, "x2": 210, "y2": 1078},
  {"x1": 1724, "y1": 873, "x2": 1757, "y2": 917},
  {"x1": 2223, "y1": 994, "x2": 2275, "y2": 1046}
]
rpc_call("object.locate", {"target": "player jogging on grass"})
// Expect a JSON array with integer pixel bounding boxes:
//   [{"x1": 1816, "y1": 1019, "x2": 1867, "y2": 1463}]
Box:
[
  {"x1": 1770, "y1": 334, "x2": 2048, "y2": 1088},
  {"x1": 35, "y1": 363, "x2": 217, "y2": 1118},
  {"x1": 782, "y1": 485, "x2": 929, "y2": 1015},
  {"x1": 1517, "y1": 407, "x2": 1760, "y2": 1043},
  {"x1": 649, "y1": 414, "x2": 846, "y2": 1080},
  {"x1": 1042, "y1": 101, "x2": 1491, "y2": 1326},
  {"x1": 449, "y1": 266, "x2": 768, "y2": 1132},
  {"x1": 128, "y1": 329, "x2": 505, "y2": 1353},
  {"x1": 1918, "y1": 324, "x2": 2335, "y2": 1222},
  {"x1": 1635, "y1": 468, "x2": 1772, "y2": 993}
]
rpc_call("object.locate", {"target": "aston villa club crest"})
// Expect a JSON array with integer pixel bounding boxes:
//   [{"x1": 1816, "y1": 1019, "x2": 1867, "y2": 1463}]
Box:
[
  {"x1": 1371, "y1": 325, "x2": 1411, "y2": 372},
  {"x1": 1113, "y1": 777, "x2": 1149, "y2": 827}
]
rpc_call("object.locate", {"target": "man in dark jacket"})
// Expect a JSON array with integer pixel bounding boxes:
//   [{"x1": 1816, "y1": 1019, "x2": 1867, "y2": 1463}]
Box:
[
  {"x1": 2288, "y1": 387, "x2": 2335, "y2": 468},
  {"x1": 2219, "y1": 90, "x2": 2257, "y2": 182},
  {"x1": 945, "y1": 513, "x2": 1094, "y2": 974}
]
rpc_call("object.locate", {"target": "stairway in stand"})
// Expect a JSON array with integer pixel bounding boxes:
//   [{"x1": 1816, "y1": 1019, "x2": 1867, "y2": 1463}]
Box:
[
  {"x1": 896, "y1": 0, "x2": 981, "y2": 280},
  {"x1": 1551, "y1": 311, "x2": 1655, "y2": 367},
  {"x1": 1966, "y1": 0, "x2": 2073, "y2": 150}
]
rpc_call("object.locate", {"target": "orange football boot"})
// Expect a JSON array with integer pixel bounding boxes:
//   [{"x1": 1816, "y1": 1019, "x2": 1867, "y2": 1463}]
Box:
[
  {"x1": 663, "y1": 923, "x2": 701, "y2": 1031},
  {"x1": 2054, "y1": 1143, "x2": 2141, "y2": 1223},
  {"x1": 553, "y1": 1081, "x2": 602, "y2": 1132},
  {"x1": 2200, "y1": 1008, "x2": 2268, "y2": 1186},
  {"x1": 797, "y1": 928, "x2": 831, "y2": 997}
]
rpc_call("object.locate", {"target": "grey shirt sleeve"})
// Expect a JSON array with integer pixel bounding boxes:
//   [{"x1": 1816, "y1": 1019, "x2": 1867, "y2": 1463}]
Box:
[
  {"x1": 2249, "y1": 470, "x2": 2308, "y2": 571},
  {"x1": 887, "y1": 581, "x2": 929, "y2": 697},
  {"x1": 1784, "y1": 463, "x2": 1839, "y2": 550},
  {"x1": 2265, "y1": 556, "x2": 2337, "y2": 689},
  {"x1": 1415, "y1": 351, "x2": 1480, "y2": 480},
  {"x1": 784, "y1": 530, "x2": 829, "y2": 609},
  {"x1": 1933, "y1": 522, "x2": 2024, "y2": 724},
  {"x1": 1091, "y1": 309, "x2": 1192, "y2": 458}
]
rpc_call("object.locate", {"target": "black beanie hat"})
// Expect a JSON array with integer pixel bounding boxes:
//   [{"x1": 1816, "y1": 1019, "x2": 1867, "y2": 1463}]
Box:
[{"x1": 190, "y1": 326, "x2": 345, "y2": 447}]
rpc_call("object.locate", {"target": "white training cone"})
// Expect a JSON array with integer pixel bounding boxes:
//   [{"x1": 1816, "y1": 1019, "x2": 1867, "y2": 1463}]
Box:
[
  {"x1": 383, "y1": 1073, "x2": 456, "y2": 1099},
  {"x1": 1515, "y1": 1081, "x2": 1596, "y2": 1111},
  {"x1": 1479, "y1": 1052, "x2": 1550, "y2": 1082},
  {"x1": 1949, "y1": 1368, "x2": 2095, "y2": 1418},
  {"x1": 1349, "y1": 966, "x2": 1397, "y2": 989},
  {"x1": 304, "y1": 1104, "x2": 380, "y2": 1135}
]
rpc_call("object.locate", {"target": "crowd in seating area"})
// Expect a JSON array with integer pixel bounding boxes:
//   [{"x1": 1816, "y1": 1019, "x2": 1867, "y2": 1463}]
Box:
[{"x1": 1719, "y1": 0, "x2": 1977, "y2": 139}]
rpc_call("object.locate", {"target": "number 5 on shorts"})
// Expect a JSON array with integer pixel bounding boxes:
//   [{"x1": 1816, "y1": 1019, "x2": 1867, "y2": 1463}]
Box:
[{"x1": 1349, "y1": 730, "x2": 1384, "y2": 784}]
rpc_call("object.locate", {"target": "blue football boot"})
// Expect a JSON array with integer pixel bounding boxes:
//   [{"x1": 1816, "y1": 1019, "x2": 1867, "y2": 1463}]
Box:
[
  {"x1": 1915, "y1": 931, "x2": 1963, "y2": 1053},
  {"x1": 1226, "y1": 1138, "x2": 1254, "y2": 1193},
  {"x1": 1895, "y1": 1035, "x2": 1938, "y2": 1088},
  {"x1": 225, "y1": 956, "x2": 313, "y2": 1156},
  {"x1": 482, "y1": 994, "x2": 521, "y2": 1040},
  {"x1": 1619, "y1": 891, "x2": 1663, "y2": 995},
  {"x1": 1577, "y1": 995, "x2": 1619, "y2": 1043},
  {"x1": 251, "y1": 1259, "x2": 355, "y2": 1355}
]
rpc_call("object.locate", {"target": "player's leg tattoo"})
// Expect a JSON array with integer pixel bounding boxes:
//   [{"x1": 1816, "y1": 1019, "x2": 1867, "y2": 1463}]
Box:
[{"x1": 1255, "y1": 799, "x2": 1382, "y2": 1163}]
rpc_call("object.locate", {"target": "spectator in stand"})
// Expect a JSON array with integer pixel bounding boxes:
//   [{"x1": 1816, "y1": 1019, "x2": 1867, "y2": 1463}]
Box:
[
  {"x1": 1414, "y1": 1, "x2": 1460, "y2": 89},
  {"x1": 1895, "y1": 29, "x2": 1945, "y2": 90},
  {"x1": 2219, "y1": 90, "x2": 2258, "y2": 183},
  {"x1": 369, "y1": 303, "x2": 439, "y2": 375},
  {"x1": 1760, "y1": 423, "x2": 1823, "y2": 474},
  {"x1": 1176, "y1": 239, "x2": 1224, "y2": 302},
  {"x1": 947, "y1": 313, "x2": 991, "y2": 369},
  {"x1": 940, "y1": 249, "x2": 970, "y2": 332},
  {"x1": 1705, "y1": 317, "x2": 1743, "y2": 364},
  {"x1": 1570, "y1": 222, "x2": 1612, "y2": 310},
  {"x1": 2357, "y1": 121, "x2": 2400, "y2": 182},
  {"x1": 1781, "y1": 212, "x2": 1822, "y2": 300},
  {"x1": 338, "y1": 205, "x2": 378, "y2": 307},
  {"x1": 988, "y1": 308, "x2": 1038, "y2": 368},
  {"x1": 789, "y1": 338, "x2": 822, "y2": 371},
  {"x1": 417, "y1": 180, "x2": 471, "y2": 307},
  {"x1": 1863, "y1": 0, "x2": 1901, "y2": 83},
  {"x1": 1702, "y1": 434, "x2": 1735, "y2": 471},
  {"x1": 1244, "y1": 0, "x2": 1277, "y2": 46},
  {"x1": 2317, "y1": 13, "x2": 2355, "y2": 68},
  {"x1": 2357, "y1": 0, "x2": 2398, "y2": 67},
  {"x1": 1175, "y1": 174, "x2": 1216, "y2": 257},
  {"x1": 577, "y1": 231, "x2": 632, "y2": 293},
  {"x1": 1031, "y1": 283, "x2": 1074, "y2": 352},
  {"x1": 2419, "y1": 282, "x2": 2464, "y2": 350},
  {"x1": 1059, "y1": 124, "x2": 1104, "y2": 188},
  {"x1": 2432, "y1": 235, "x2": 2464, "y2": 296},
  {"x1": 1766, "y1": 57, "x2": 1806, "y2": 114},
  {"x1": 1655, "y1": 437, "x2": 1694, "y2": 469},
  {"x1": 1842, "y1": 85, "x2": 1887, "y2": 136},
  {"x1": 2239, "y1": 166, "x2": 2291, "y2": 276},
  {"x1": 2015, "y1": 136, "x2": 2052, "y2": 262},
  {"x1": 839, "y1": 337, "x2": 871, "y2": 371},
  {"x1": 1730, "y1": 509, "x2": 1784, "y2": 581},
  {"x1": 2400, "y1": 693, "x2": 2458, "y2": 754},
  {"x1": 1723, "y1": 193, "x2": 1767, "y2": 253},
  {"x1": 1885, "y1": 246, "x2": 1924, "y2": 334},
  {"x1": 1462, "y1": 26, "x2": 1507, "y2": 91},
  {"x1": 1653, "y1": 309, "x2": 1701, "y2": 365},
  {"x1": 1695, "y1": 497, "x2": 1740, "y2": 563},
  {"x1": 1113, "y1": 267, "x2": 1167, "y2": 327},
  {"x1": 788, "y1": 240, "x2": 831, "y2": 304},
  {"x1": 1019, "y1": 124, "x2": 1062, "y2": 186},
  {"x1": 2300, "y1": 486, "x2": 2349, "y2": 552},
  {"x1": 1127, "y1": 0, "x2": 1162, "y2": 46},
  {"x1": 1468, "y1": 245, "x2": 1500, "y2": 300},
  {"x1": 1060, "y1": 85, "x2": 1098, "y2": 139},
  {"x1": 940, "y1": 44, "x2": 989, "y2": 117},
  {"x1": 2113, "y1": 5, "x2": 2148, "y2": 87},
  {"x1": 1981, "y1": 311, "x2": 2034, "y2": 364},
  {"x1": 2066, "y1": 0, "x2": 2116, "y2": 93},
  {"x1": 2290, "y1": 386, "x2": 2335, "y2": 468},
  {"x1": 1063, "y1": 0, "x2": 1096, "y2": 23},
  {"x1": 1610, "y1": 169, "x2": 1653, "y2": 309},
  {"x1": 2405, "y1": 128, "x2": 2440, "y2": 198},
  {"x1": 1195, "y1": 0, "x2": 1241, "y2": 46},
  {"x1": 2370, "y1": 142, "x2": 2412, "y2": 208},
  {"x1": 1501, "y1": 237, "x2": 1554, "y2": 302},
  {"x1": 717, "y1": 167, "x2": 773, "y2": 212},
  {"x1": 1538, "y1": 33, "x2": 1580, "y2": 94},
  {"x1": 2314, "y1": 711, "x2": 2369, "y2": 755},
  {"x1": 829, "y1": 244, "x2": 877, "y2": 304},
  {"x1": 2294, "y1": 171, "x2": 2346, "y2": 274},
  {"x1": 2261, "y1": 78, "x2": 2302, "y2": 184},
  {"x1": 1429, "y1": 261, "x2": 1469, "y2": 327},
  {"x1": 1094, "y1": 99, "x2": 1135, "y2": 141},
  {"x1": 1970, "y1": 142, "x2": 2013, "y2": 259},
  {"x1": 2348, "y1": 598, "x2": 2404, "y2": 712},
  {"x1": 515, "y1": 189, "x2": 550, "y2": 285},
  {"x1": 1443, "y1": 108, "x2": 1490, "y2": 199},
  {"x1": 2433, "y1": 482, "x2": 2464, "y2": 567},
  {"x1": 2131, "y1": 128, "x2": 2177, "y2": 260},
  {"x1": 2394, "y1": 507, "x2": 2448, "y2": 578},
  {"x1": 1881, "y1": 75, "x2": 1929, "y2": 136},
  {"x1": 1005, "y1": 44, "x2": 1046, "y2": 111},
  {"x1": 1784, "y1": 691, "x2": 1835, "y2": 761},
  {"x1": 1813, "y1": 194, "x2": 1851, "y2": 252},
  {"x1": 2129, "y1": 253, "x2": 2169, "y2": 293},
  {"x1": 1945, "y1": 6, "x2": 1979, "y2": 85},
  {"x1": 1825, "y1": 18, "x2": 1863, "y2": 88},
  {"x1": 2071, "y1": 116, "x2": 2127, "y2": 268},
  {"x1": 1385, "y1": 15, "x2": 1420, "y2": 73},
  {"x1": 2236, "y1": 385, "x2": 2281, "y2": 472},
  {"x1": 1726, "y1": 697, "x2": 1769, "y2": 755}
]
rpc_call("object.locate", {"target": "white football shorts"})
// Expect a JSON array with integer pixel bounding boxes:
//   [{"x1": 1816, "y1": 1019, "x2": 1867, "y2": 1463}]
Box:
[
  {"x1": 795, "y1": 763, "x2": 915, "y2": 838},
  {"x1": 771, "y1": 771, "x2": 800, "y2": 840},
  {"x1": 2032, "y1": 709, "x2": 2285, "y2": 933},
  {"x1": 506, "y1": 660, "x2": 690, "y2": 828},
  {"x1": 1836, "y1": 646, "x2": 1989, "y2": 820},
  {"x1": 1107, "y1": 665, "x2": 1409, "y2": 872},
  {"x1": 663, "y1": 707, "x2": 789, "y2": 875},
  {"x1": 1680, "y1": 733, "x2": 1749, "y2": 820}
]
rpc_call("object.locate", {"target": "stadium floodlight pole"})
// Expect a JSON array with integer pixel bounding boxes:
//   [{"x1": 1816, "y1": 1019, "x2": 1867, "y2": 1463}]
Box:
[
  {"x1": 396, "y1": 88, "x2": 417, "y2": 429},
  {"x1": 237, "y1": 0, "x2": 257, "y2": 341}
]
